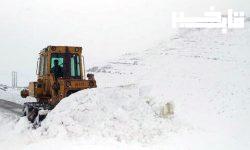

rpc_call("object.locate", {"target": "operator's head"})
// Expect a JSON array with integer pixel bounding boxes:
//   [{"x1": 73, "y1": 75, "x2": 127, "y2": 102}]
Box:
[{"x1": 54, "y1": 59, "x2": 59, "y2": 66}]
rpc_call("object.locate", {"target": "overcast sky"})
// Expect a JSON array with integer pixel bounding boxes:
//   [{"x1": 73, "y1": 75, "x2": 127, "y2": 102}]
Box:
[{"x1": 0, "y1": 0, "x2": 249, "y2": 86}]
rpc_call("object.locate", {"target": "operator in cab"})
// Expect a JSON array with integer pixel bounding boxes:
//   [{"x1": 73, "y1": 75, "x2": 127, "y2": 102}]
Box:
[{"x1": 51, "y1": 59, "x2": 63, "y2": 80}]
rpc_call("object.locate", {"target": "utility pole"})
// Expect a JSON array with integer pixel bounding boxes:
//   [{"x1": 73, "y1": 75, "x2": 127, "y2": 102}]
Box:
[{"x1": 12, "y1": 71, "x2": 17, "y2": 88}]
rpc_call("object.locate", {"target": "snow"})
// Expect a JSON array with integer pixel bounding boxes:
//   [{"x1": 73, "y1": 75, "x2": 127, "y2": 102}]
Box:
[
  {"x1": 0, "y1": 85, "x2": 35, "y2": 104},
  {"x1": 0, "y1": 20, "x2": 250, "y2": 150},
  {"x1": 39, "y1": 85, "x2": 182, "y2": 142}
]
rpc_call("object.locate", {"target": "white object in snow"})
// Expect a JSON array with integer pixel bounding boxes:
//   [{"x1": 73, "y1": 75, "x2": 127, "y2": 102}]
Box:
[{"x1": 162, "y1": 102, "x2": 174, "y2": 118}]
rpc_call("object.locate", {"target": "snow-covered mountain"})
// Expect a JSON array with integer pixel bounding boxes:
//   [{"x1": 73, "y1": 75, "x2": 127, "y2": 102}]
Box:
[{"x1": 1, "y1": 20, "x2": 250, "y2": 150}]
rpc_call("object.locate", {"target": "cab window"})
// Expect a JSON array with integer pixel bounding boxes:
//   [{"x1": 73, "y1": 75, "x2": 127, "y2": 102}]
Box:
[
  {"x1": 38, "y1": 55, "x2": 45, "y2": 76},
  {"x1": 50, "y1": 53, "x2": 80, "y2": 78},
  {"x1": 50, "y1": 54, "x2": 64, "y2": 70},
  {"x1": 70, "y1": 54, "x2": 80, "y2": 77}
]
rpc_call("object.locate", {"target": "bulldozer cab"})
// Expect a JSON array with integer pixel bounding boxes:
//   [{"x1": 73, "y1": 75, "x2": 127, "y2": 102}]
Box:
[
  {"x1": 22, "y1": 45, "x2": 96, "y2": 105},
  {"x1": 37, "y1": 46, "x2": 84, "y2": 80}
]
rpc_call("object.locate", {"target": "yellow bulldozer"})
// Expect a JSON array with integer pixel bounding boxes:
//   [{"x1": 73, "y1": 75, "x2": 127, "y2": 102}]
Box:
[{"x1": 21, "y1": 46, "x2": 97, "y2": 124}]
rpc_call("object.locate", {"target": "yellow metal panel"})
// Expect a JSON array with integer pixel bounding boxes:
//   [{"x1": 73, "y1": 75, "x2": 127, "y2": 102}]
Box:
[{"x1": 28, "y1": 82, "x2": 36, "y2": 97}]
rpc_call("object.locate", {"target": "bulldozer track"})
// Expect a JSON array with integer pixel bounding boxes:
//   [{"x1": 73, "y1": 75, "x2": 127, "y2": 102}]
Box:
[{"x1": 0, "y1": 99, "x2": 23, "y2": 115}]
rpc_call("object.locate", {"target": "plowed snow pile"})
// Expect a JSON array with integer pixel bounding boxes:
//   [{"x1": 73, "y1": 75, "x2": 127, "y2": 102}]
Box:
[{"x1": 39, "y1": 85, "x2": 180, "y2": 143}]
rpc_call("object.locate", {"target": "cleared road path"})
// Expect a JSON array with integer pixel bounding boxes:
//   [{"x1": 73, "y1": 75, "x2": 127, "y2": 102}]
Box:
[{"x1": 0, "y1": 99, "x2": 23, "y2": 115}]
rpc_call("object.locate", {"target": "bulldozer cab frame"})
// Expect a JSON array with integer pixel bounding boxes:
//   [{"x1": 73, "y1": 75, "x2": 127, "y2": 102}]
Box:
[{"x1": 37, "y1": 46, "x2": 84, "y2": 79}]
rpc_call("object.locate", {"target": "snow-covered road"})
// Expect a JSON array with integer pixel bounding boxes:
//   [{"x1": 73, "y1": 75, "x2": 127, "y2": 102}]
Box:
[{"x1": 0, "y1": 99, "x2": 23, "y2": 115}]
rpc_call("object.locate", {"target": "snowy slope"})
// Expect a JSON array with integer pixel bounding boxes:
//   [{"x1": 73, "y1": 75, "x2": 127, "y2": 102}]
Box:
[{"x1": 1, "y1": 20, "x2": 250, "y2": 150}]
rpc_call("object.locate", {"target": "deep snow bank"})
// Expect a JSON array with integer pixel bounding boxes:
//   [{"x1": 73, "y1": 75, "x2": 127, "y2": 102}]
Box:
[{"x1": 39, "y1": 84, "x2": 181, "y2": 143}]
